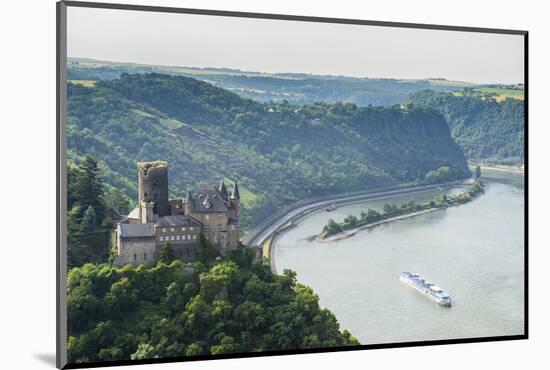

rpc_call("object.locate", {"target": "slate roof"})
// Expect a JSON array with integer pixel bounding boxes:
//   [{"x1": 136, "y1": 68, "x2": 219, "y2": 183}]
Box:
[
  {"x1": 155, "y1": 215, "x2": 201, "y2": 227},
  {"x1": 188, "y1": 188, "x2": 229, "y2": 212},
  {"x1": 219, "y1": 180, "x2": 228, "y2": 200},
  {"x1": 118, "y1": 223, "x2": 155, "y2": 238},
  {"x1": 231, "y1": 182, "x2": 240, "y2": 199}
]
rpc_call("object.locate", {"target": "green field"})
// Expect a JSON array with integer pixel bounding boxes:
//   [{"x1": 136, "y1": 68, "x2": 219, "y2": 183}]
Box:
[
  {"x1": 452, "y1": 87, "x2": 524, "y2": 102},
  {"x1": 69, "y1": 79, "x2": 97, "y2": 87}
]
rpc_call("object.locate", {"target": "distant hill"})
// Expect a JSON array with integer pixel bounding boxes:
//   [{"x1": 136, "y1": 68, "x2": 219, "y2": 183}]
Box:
[
  {"x1": 68, "y1": 57, "x2": 469, "y2": 107},
  {"x1": 67, "y1": 73, "x2": 470, "y2": 231},
  {"x1": 407, "y1": 90, "x2": 524, "y2": 164}
]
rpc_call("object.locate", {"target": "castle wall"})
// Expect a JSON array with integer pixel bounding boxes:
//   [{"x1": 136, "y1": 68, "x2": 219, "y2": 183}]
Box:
[
  {"x1": 228, "y1": 226, "x2": 240, "y2": 249},
  {"x1": 188, "y1": 211, "x2": 232, "y2": 250},
  {"x1": 117, "y1": 237, "x2": 156, "y2": 266},
  {"x1": 155, "y1": 224, "x2": 200, "y2": 245}
]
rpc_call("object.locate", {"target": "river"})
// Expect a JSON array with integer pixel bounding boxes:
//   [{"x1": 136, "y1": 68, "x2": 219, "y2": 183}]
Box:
[{"x1": 274, "y1": 170, "x2": 525, "y2": 344}]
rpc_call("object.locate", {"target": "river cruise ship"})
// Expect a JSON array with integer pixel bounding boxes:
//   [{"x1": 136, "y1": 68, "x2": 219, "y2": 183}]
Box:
[{"x1": 400, "y1": 272, "x2": 452, "y2": 306}]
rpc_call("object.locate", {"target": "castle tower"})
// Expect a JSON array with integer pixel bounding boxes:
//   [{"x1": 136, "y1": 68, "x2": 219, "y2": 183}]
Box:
[
  {"x1": 219, "y1": 179, "x2": 228, "y2": 200},
  {"x1": 229, "y1": 182, "x2": 240, "y2": 221},
  {"x1": 138, "y1": 161, "x2": 170, "y2": 217},
  {"x1": 139, "y1": 200, "x2": 154, "y2": 224},
  {"x1": 184, "y1": 190, "x2": 193, "y2": 216}
]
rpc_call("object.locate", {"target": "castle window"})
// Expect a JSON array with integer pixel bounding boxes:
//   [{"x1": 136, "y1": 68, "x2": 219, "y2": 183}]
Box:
[
  {"x1": 188, "y1": 235, "x2": 192, "y2": 240},
  {"x1": 170, "y1": 227, "x2": 175, "y2": 232},
  {"x1": 205, "y1": 215, "x2": 209, "y2": 220},
  {"x1": 171, "y1": 236, "x2": 175, "y2": 241},
  {"x1": 190, "y1": 227, "x2": 194, "y2": 231},
  {"x1": 181, "y1": 227, "x2": 186, "y2": 231},
  {"x1": 230, "y1": 225, "x2": 236, "y2": 231},
  {"x1": 144, "y1": 253, "x2": 147, "y2": 261},
  {"x1": 162, "y1": 228, "x2": 166, "y2": 233},
  {"x1": 218, "y1": 214, "x2": 222, "y2": 218},
  {"x1": 160, "y1": 236, "x2": 164, "y2": 241},
  {"x1": 205, "y1": 225, "x2": 210, "y2": 231},
  {"x1": 133, "y1": 254, "x2": 137, "y2": 262},
  {"x1": 176, "y1": 235, "x2": 180, "y2": 241},
  {"x1": 192, "y1": 235, "x2": 197, "y2": 240}
]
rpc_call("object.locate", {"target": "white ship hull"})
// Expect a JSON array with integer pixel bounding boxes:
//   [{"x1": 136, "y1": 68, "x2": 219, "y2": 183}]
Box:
[{"x1": 400, "y1": 272, "x2": 452, "y2": 306}]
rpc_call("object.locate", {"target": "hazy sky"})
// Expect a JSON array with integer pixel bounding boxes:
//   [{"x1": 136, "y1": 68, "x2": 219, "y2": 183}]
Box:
[{"x1": 67, "y1": 7, "x2": 524, "y2": 84}]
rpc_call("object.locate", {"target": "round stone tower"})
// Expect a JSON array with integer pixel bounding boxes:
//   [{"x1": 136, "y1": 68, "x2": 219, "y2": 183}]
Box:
[{"x1": 138, "y1": 161, "x2": 170, "y2": 218}]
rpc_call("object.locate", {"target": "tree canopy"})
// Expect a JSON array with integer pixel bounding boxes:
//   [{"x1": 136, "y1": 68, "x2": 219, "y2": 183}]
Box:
[
  {"x1": 408, "y1": 90, "x2": 524, "y2": 164},
  {"x1": 67, "y1": 250, "x2": 359, "y2": 364}
]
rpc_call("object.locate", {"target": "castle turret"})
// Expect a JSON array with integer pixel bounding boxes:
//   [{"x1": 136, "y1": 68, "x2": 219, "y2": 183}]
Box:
[
  {"x1": 219, "y1": 179, "x2": 228, "y2": 200},
  {"x1": 184, "y1": 190, "x2": 193, "y2": 215},
  {"x1": 138, "y1": 161, "x2": 170, "y2": 217},
  {"x1": 229, "y1": 182, "x2": 240, "y2": 221},
  {"x1": 231, "y1": 182, "x2": 240, "y2": 200}
]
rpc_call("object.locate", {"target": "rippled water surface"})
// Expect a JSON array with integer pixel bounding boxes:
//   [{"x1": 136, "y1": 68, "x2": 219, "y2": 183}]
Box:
[{"x1": 275, "y1": 171, "x2": 525, "y2": 344}]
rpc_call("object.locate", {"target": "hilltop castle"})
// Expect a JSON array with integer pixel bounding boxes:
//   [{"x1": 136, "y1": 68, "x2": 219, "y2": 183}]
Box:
[{"x1": 114, "y1": 161, "x2": 241, "y2": 266}]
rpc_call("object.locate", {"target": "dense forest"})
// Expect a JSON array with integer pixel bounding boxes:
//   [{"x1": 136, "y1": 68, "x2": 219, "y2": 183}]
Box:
[
  {"x1": 67, "y1": 73, "x2": 470, "y2": 231},
  {"x1": 67, "y1": 246, "x2": 359, "y2": 364},
  {"x1": 407, "y1": 90, "x2": 524, "y2": 164}
]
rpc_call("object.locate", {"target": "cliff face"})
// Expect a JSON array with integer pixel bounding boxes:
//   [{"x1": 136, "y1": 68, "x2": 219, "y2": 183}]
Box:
[
  {"x1": 408, "y1": 90, "x2": 524, "y2": 163},
  {"x1": 67, "y1": 74, "x2": 469, "y2": 230}
]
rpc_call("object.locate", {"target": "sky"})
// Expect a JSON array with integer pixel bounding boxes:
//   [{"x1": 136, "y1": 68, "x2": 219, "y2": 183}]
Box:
[{"x1": 67, "y1": 6, "x2": 525, "y2": 84}]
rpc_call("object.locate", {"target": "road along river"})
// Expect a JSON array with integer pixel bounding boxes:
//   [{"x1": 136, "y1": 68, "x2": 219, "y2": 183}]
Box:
[{"x1": 274, "y1": 170, "x2": 525, "y2": 344}]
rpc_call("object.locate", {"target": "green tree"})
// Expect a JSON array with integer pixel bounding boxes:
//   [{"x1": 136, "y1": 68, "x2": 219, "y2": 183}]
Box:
[
  {"x1": 67, "y1": 205, "x2": 83, "y2": 234},
  {"x1": 324, "y1": 219, "x2": 342, "y2": 235},
  {"x1": 79, "y1": 206, "x2": 97, "y2": 233},
  {"x1": 73, "y1": 155, "x2": 105, "y2": 223},
  {"x1": 104, "y1": 187, "x2": 131, "y2": 216},
  {"x1": 365, "y1": 208, "x2": 381, "y2": 222},
  {"x1": 343, "y1": 215, "x2": 357, "y2": 226},
  {"x1": 197, "y1": 232, "x2": 218, "y2": 265},
  {"x1": 158, "y1": 243, "x2": 177, "y2": 264}
]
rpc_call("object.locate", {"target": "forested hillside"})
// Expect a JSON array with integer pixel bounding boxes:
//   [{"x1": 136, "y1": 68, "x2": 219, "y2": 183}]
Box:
[
  {"x1": 67, "y1": 245, "x2": 359, "y2": 363},
  {"x1": 68, "y1": 58, "x2": 466, "y2": 106},
  {"x1": 408, "y1": 90, "x2": 524, "y2": 164},
  {"x1": 67, "y1": 73, "x2": 470, "y2": 231}
]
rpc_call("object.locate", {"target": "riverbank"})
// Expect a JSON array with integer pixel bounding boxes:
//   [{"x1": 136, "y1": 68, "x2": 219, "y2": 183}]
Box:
[
  {"x1": 316, "y1": 207, "x2": 442, "y2": 243},
  {"x1": 470, "y1": 164, "x2": 524, "y2": 174},
  {"x1": 316, "y1": 179, "x2": 484, "y2": 242}
]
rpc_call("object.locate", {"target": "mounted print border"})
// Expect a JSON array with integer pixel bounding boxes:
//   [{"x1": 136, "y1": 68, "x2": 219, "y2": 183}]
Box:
[{"x1": 57, "y1": 1, "x2": 528, "y2": 368}]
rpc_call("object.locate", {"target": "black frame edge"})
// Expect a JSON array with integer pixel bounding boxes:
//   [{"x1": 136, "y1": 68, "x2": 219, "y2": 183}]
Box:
[
  {"x1": 57, "y1": 1, "x2": 68, "y2": 368},
  {"x1": 523, "y1": 32, "x2": 529, "y2": 339}
]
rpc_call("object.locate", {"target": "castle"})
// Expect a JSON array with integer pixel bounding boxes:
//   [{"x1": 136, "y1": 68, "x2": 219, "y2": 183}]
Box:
[{"x1": 114, "y1": 161, "x2": 241, "y2": 266}]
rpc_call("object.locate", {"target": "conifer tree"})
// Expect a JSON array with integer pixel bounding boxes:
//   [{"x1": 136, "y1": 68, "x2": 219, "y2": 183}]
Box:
[
  {"x1": 80, "y1": 206, "x2": 97, "y2": 233},
  {"x1": 73, "y1": 155, "x2": 105, "y2": 223}
]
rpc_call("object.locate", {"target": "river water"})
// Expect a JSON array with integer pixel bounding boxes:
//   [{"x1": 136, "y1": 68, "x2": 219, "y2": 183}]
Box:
[{"x1": 274, "y1": 171, "x2": 525, "y2": 344}]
